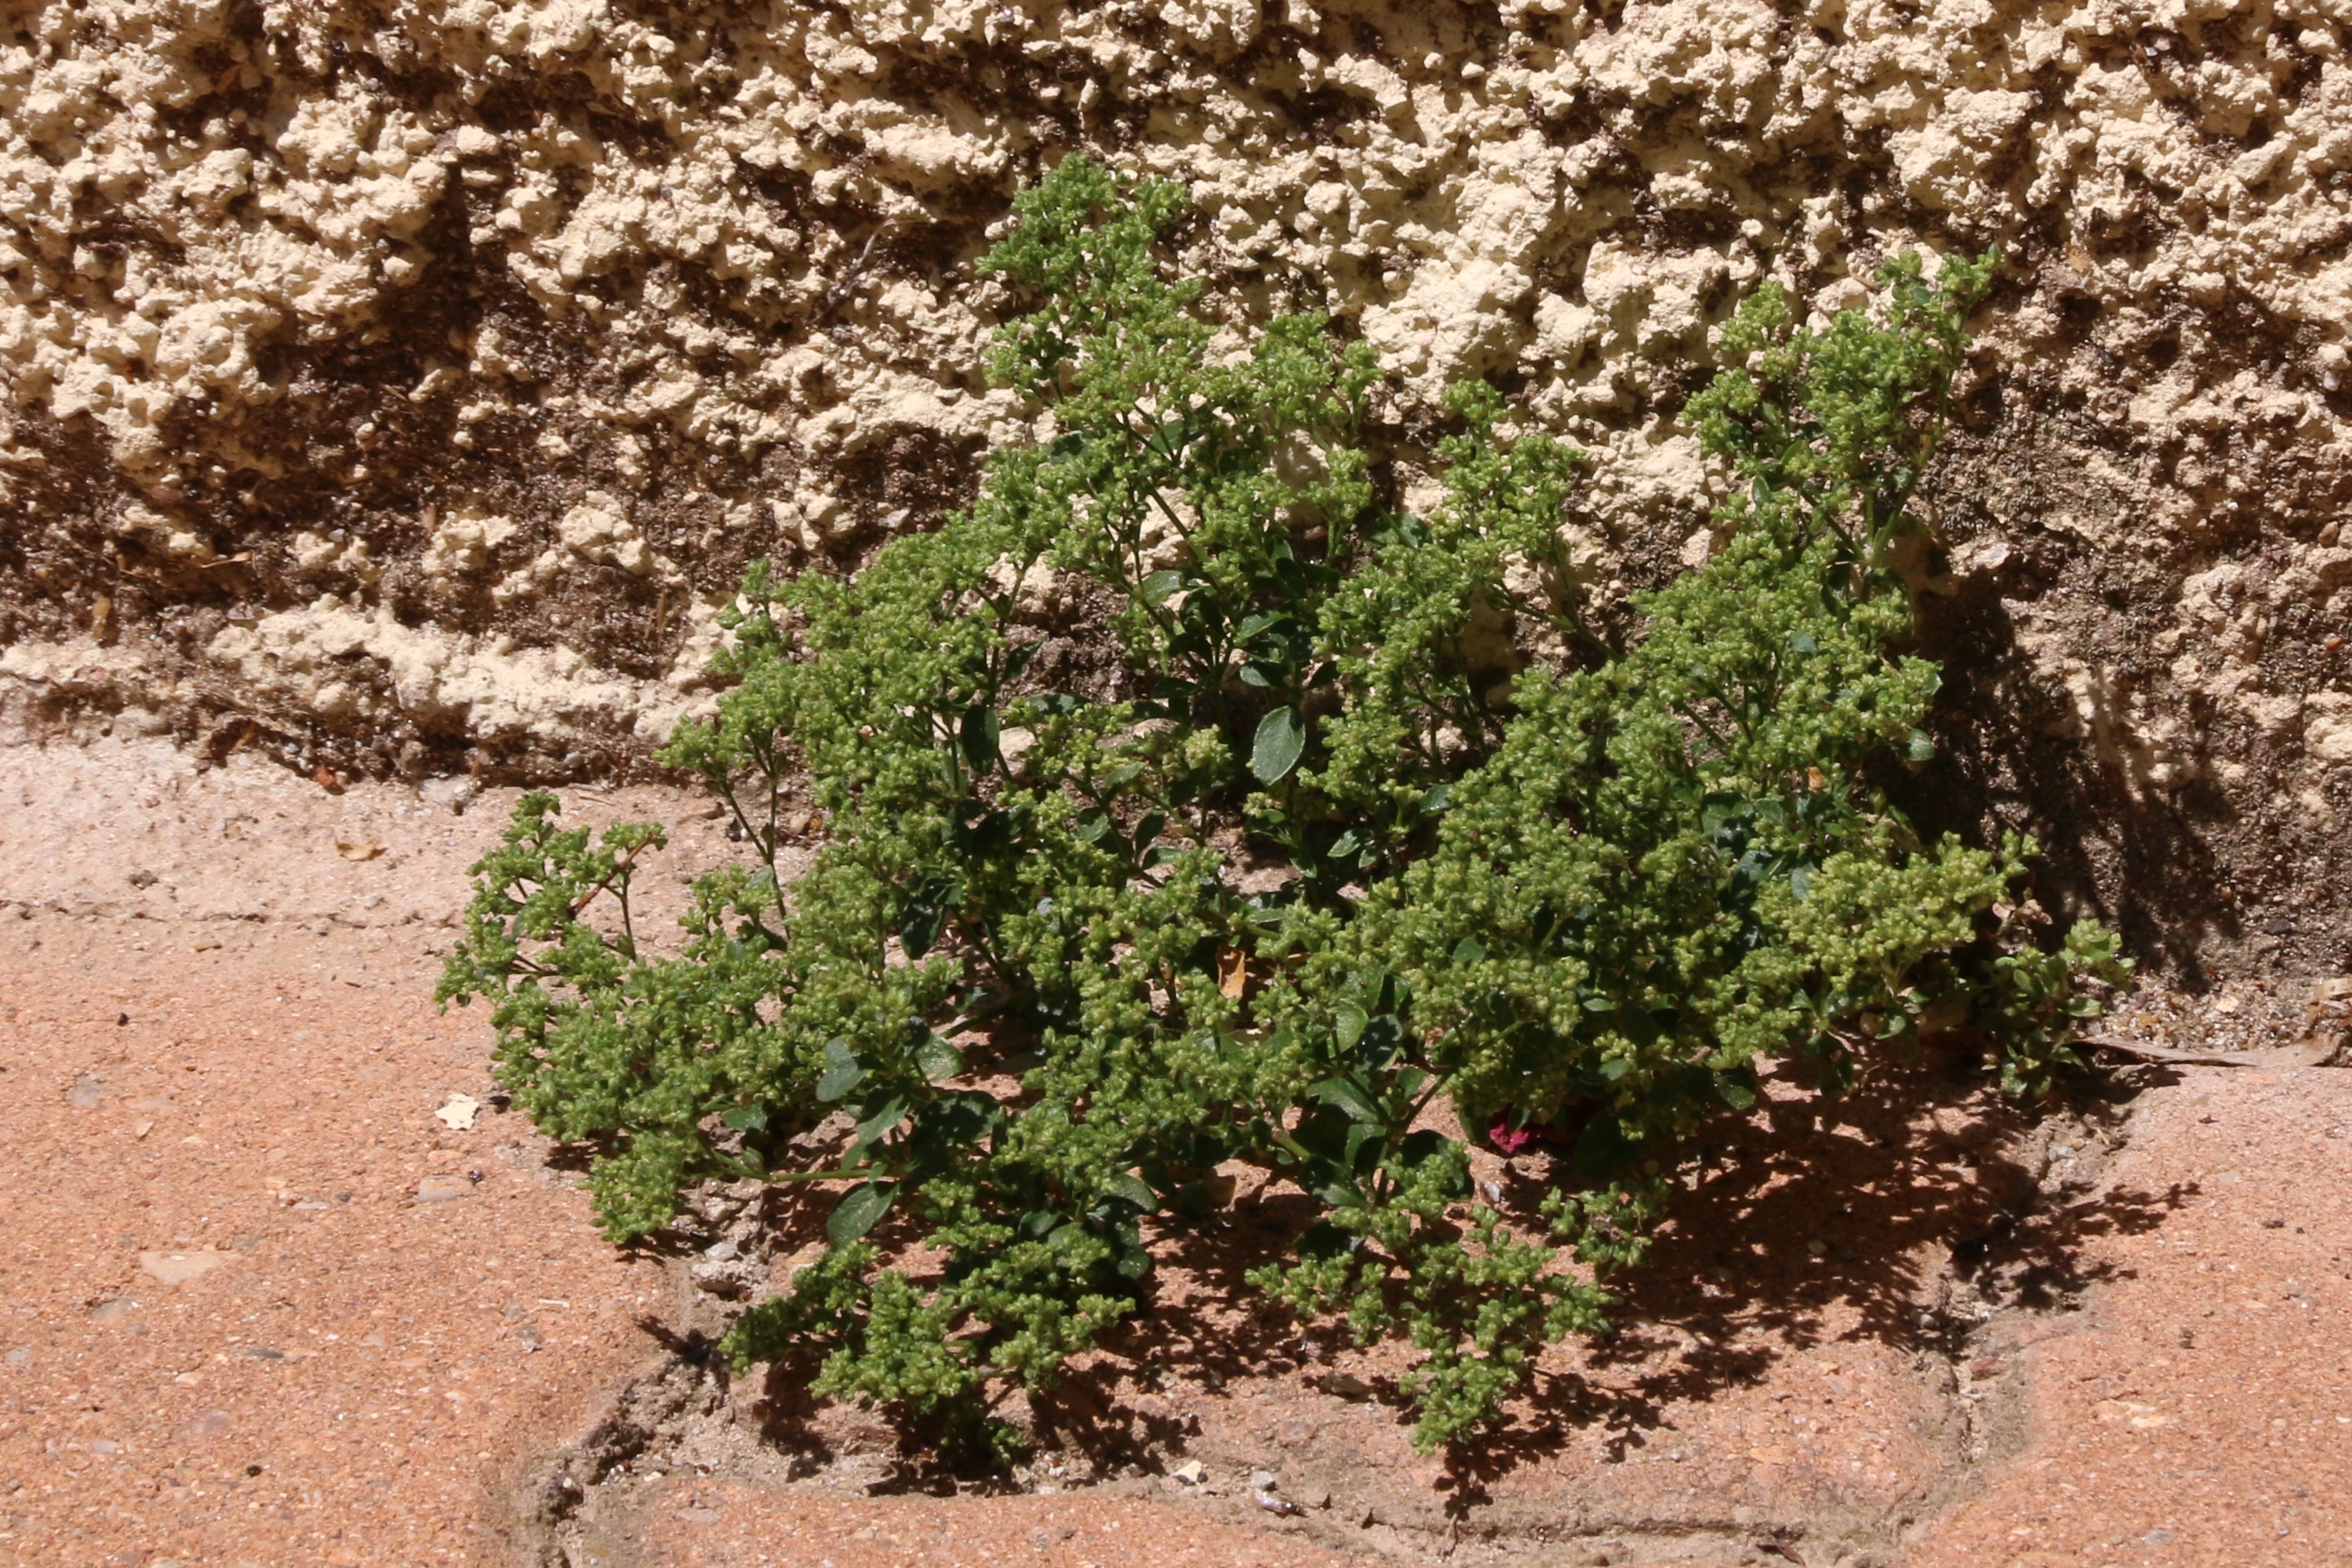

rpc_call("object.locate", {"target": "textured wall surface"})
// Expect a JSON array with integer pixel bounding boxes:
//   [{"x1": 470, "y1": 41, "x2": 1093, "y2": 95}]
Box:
[{"x1": 4, "y1": 0, "x2": 2350, "y2": 978}]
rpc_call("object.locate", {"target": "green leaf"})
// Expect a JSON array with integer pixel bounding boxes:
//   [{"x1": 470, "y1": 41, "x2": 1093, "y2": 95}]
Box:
[
  {"x1": 961, "y1": 706, "x2": 1001, "y2": 771},
  {"x1": 1140, "y1": 569, "x2": 1184, "y2": 604},
  {"x1": 1306, "y1": 1171, "x2": 1364, "y2": 1209},
  {"x1": 901, "y1": 901, "x2": 948, "y2": 960},
  {"x1": 816, "y1": 1041, "x2": 864, "y2": 1103},
  {"x1": 721, "y1": 1105, "x2": 769, "y2": 1134},
  {"x1": 917, "y1": 1035, "x2": 965, "y2": 1084},
  {"x1": 1310, "y1": 1076, "x2": 1386, "y2": 1126},
  {"x1": 1295, "y1": 1220, "x2": 1351, "y2": 1260},
  {"x1": 1334, "y1": 1001, "x2": 1369, "y2": 1052},
  {"x1": 854, "y1": 1095, "x2": 909, "y2": 1149},
  {"x1": 908, "y1": 1092, "x2": 996, "y2": 1170},
  {"x1": 1907, "y1": 728, "x2": 1936, "y2": 762},
  {"x1": 1251, "y1": 707, "x2": 1307, "y2": 784},
  {"x1": 828, "y1": 1181, "x2": 896, "y2": 1244},
  {"x1": 1107, "y1": 1172, "x2": 1157, "y2": 1211}
]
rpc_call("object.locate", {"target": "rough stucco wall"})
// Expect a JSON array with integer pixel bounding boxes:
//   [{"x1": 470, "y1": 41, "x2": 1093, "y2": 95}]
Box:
[{"x1": 1, "y1": 0, "x2": 2349, "y2": 978}]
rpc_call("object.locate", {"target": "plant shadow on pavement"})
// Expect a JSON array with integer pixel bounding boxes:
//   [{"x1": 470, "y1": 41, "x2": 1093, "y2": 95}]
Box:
[
  {"x1": 1431, "y1": 1053, "x2": 2195, "y2": 1511},
  {"x1": 727, "y1": 1050, "x2": 2195, "y2": 1505}
]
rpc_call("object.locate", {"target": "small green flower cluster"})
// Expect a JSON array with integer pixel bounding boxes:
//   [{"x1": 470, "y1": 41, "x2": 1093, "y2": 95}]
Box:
[{"x1": 438, "y1": 157, "x2": 2129, "y2": 1452}]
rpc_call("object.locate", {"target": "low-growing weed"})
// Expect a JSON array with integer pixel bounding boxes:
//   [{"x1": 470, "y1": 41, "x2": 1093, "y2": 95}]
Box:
[{"x1": 440, "y1": 156, "x2": 2128, "y2": 1452}]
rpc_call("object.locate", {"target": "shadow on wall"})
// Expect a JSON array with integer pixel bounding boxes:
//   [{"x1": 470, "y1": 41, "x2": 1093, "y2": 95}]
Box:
[{"x1": 1908, "y1": 580, "x2": 2241, "y2": 990}]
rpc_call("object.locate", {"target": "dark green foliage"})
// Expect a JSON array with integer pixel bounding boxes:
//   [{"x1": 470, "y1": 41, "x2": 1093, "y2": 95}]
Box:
[{"x1": 439, "y1": 157, "x2": 2129, "y2": 1451}]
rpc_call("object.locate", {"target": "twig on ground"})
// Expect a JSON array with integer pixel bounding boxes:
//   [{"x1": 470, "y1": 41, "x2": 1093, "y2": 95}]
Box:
[{"x1": 2081, "y1": 1037, "x2": 2255, "y2": 1069}]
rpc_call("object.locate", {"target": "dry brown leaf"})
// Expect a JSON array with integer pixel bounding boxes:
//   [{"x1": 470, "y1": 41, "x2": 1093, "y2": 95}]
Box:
[
  {"x1": 1217, "y1": 946, "x2": 1249, "y2": 1000},
  {"x1": 336, "y1": 839, "x2": 383, "y2": 861}
]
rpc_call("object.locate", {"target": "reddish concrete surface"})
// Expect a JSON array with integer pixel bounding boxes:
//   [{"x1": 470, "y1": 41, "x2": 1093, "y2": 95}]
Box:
[
  {"x1": 0, "y1": 924, "x2": 662, "y2": 1565},
  {"x1": 4, "y1": 738, "x2": 2349, "y2": 1568},
  {"x1": 1906, "y1": 1065, "x2": 2352, "y2": 1568},
  {"x1": 0, "y1": 739, "x2": 1383, "y2": 1568},
  {"x1": 0, "y1": 738, "x2": 715, "y2": 1566},
  {"x1": 625, "y1": 1482, "x2": 1359, "y2": 1568}
]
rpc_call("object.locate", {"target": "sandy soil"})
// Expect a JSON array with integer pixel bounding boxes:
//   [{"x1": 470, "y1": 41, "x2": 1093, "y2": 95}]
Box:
[{"x1": 1, "y1": 736, "x2": 2345, "y2": 1568}]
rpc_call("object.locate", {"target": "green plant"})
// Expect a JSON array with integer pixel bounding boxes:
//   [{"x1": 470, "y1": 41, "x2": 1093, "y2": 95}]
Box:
[{"x1": 439, "y1": 156, "x2": 2129, "y2": 1452}]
